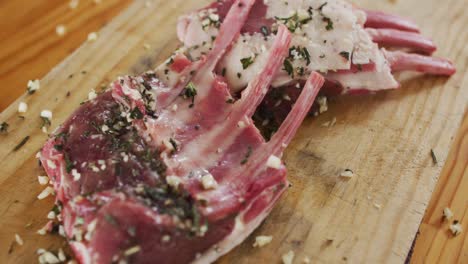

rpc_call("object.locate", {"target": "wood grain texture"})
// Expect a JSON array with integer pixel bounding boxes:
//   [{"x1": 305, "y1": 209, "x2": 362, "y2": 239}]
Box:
[
  {"x1": 0, "y1": 0, "x2": 466, "y2": 263},
  {"x1": 410, "y1": 113, "x2": 468, "y2": 263},
  {"x1": 0, "y1": 0, "x2": 132, "y2": 111}
]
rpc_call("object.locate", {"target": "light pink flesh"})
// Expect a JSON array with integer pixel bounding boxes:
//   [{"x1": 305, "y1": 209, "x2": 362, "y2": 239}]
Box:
[
  {"x1": 385, "y1": 50, "x2": 456, "y2": 76},
  {"x1": 363, "y1": 9, "x2": 420, "y2": 33},
  {"x1": 366, "y1": 28, "x2": 436, "y2": 55}
]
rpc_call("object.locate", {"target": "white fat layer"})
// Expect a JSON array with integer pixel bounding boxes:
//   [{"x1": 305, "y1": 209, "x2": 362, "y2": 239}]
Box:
[
  {"x1": 219, "y1": 34, "x2": 274, "y2": 92},
  {"x1": 325, "y1": 48, "x2": 399, "y2": 91},
  {"x1": 177, "y1": 0, "x2": 397, "y2": 92},
  {"x1": 178, "y1": 9, "x2": 220, "y2": 48}
]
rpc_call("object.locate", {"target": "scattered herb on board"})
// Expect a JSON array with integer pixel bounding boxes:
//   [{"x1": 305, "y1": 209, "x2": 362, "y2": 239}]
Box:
[
  {"x1": 13, "y1": 136, "x2": 30, "y2": 151},
  {"x1": 241, "y1": 56, "x2": 255, "y2": 69},
  {"x1": 339, "y1": 51, "x2": 350, "y2": 61},
  {"x1": 0, "y1": 122, "x2": 9, "y2": 133},
  {"x1": 182, "y1": 82, "x2": 197, "y2": 108},
  {"x1": 430, "y1": 149, "x2": 438, "y2": 165},
  {"x1": 226, "y1": 98, "x2": 235, "y2": 104},
  {"x1": 240, "y1": 146, "x2": 253, "y2": 165},
  {"x1": 41, "y1": 117, "x2": 51, "y2": 128}
]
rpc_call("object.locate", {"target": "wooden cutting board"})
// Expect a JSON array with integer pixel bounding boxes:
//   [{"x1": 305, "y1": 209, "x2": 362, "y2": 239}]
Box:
[{"x1": 0, "y1": 0, "x2": 467, "y2": 263}]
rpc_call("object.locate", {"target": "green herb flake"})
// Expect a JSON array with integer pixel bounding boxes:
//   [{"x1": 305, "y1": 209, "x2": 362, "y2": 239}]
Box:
[
  {"x1": 323, "y1": 17, "x2": 334, "y2": 30},
  {"x1": 182, "y1": 82, "x2": 197, "y2": 108},
  {"x1": 169, "y1": 138, "x2": 178, "y2": 152},
  {"x1": 430, "y1": 149, "x2": 438, "y2": 165},
  {"x1": 64, "y1": 153, "x2": 73, "y2": 173},
  {"x1": 41, "y1": 117, "x2": 51, "y2": 128},
  {"x1": 339, "y1": 51, "x2": 350, "y2": 61},
  {"x1": 283, "y1": 59, "x2": 294, "y2": 77},
  {"x1": 240, "y1": 56, "x2": 255, "y2": 70},
  {"x1": 104, "y1": 214, "x2": 118, "y2": 226},
  {"x1": 13, "y1": 136, "x2": 30, "y2": 151},
  {"x1": 260, "y1": 26, "x2": 269, "y2": 37},
  {"x1": 0, "y1": 122, "x2": 9, "y2": 133},
  {"x1": 130, "y1": 107, "x2": 144, "y2": 120},
  {"x1": 75, "y1": 217, "x2": 85, "y2": 226},
  {"x1": 240, "y1": 146, "x2": 253, "y2": 165},
  {"x1": 127, "y1": 226, "x2": 136, "y2": 237},
  {"x1": 53, "y1": 144, "x2": 64, "y2": 151}
]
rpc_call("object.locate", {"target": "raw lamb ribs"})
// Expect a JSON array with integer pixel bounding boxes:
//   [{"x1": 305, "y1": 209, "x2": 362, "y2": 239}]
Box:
[
  {"x1": 39, "y1": 0, "x2": 455, "y2": 263},
  {"x1": 41, "y1": 0, "x2": 323, "y2": 263},
  {"x1": 176, "y1": 0, "x2": 455, "y2": 133},
  {"x1": 177, "y1": 0, "x2": 455, "y2": 93}
]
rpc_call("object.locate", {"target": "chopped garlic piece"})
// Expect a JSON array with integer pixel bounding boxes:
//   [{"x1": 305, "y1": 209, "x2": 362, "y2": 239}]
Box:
[
  {"x1": 124, "y1": 245, "x2": 141, "y2": 256},
  {"x1": 88, "y1": 89, "x2": 97, "y2": 100},
  {"x1": 101, "y1": 125, "x2": 109, "y2": 133},
  {"x1": 46, "y1": 160, "x2": 56, "y2": 169},
  {"x1": 303, "y1": 257, "x2": 311, "y2": 263},
  {"x1": 443, "y1": 207, "x2": 453, "y2": 220},
  {"x1": 27, "y1": 79, "x2": 41, "y2": 93},
  {"x1": 38, "y1": 176, "x2": 49, "y2": 185},
  {"x1": 317, "y1": 96, "x2": 328, "y2": 114},
  {"x1": 47, "y1": 211, "x2": 56, "y2": 220},
  {"x1": 282, "y1": 250, "x2": 295, "y2": 264},
  {"x1": 58, "y1": 248, "x2": 66, "y2": 262},
  {"x1": 69, "y1": 0, "x2": 79, "y2": 9},
  {"x1": 237, "y1": 121, "x2": 246, "y2": 128},
  {"x1": 18, "y1": 102, "x2": 28, "y2": 113},
  {"x1": 143, "y1": 43, "x2": 151, "y2": 50},
  {"x1": 266, "y1": 155, "x2": 281, "y2": 169},
  {"x1": 37, "y1": 186, "x2": 55, "y2": 200},
  {"x1": 40, "y1": 251, "x2": 60, "y2": 264},
  {"x1": 166, "y1": 176, "x2": 181, "y2": 189},
  {"x1": 340, "y1": 169, "x2": 354, "y2": 178},
  {"x1": 201, "y1": 173, "x2": 217, "y2": 189},
  {"x1": 253, "y1": 235, "x2": 273, "y2": 247},
  {"x1": 56, "y1": 25, "x2": 66, "y2": 36},
  {"x1": 87, "y1": 32, "x2": 98, "y2": 42},
  {"x1": 449, "y1": 222, "x2": 462, "y2": 236},
  {"x1": 72, "y1": 169, "x2": 81, "y2": 181},
  {"x1": 15, "y1": 233, "x2": 24, "y2": 246},
  {"x1": 40, "y1": 110, "x2": 53, "y2": 120}
]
